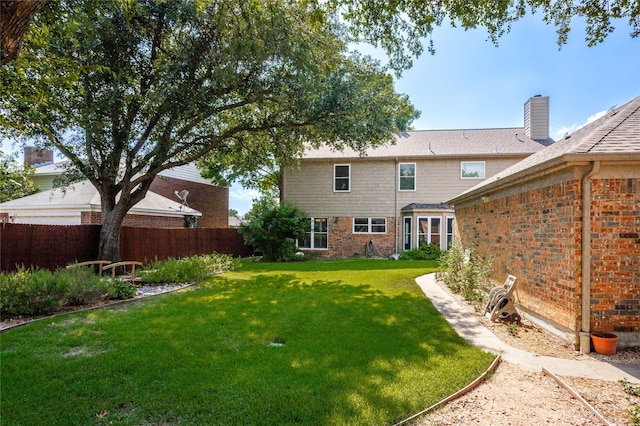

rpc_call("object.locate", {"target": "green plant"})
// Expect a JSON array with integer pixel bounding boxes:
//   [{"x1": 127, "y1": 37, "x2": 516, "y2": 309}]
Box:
[
  {"x1": 61, "y1": 267, "x2": 111, "y2": 306},
  {"x1": 621, "y1": 378, "x2": 640, "y2": 397},
  {"x1": 0, "y1": 267, "x2": 65, "y2": 316},
  {"x1": 506, "y1": 323, "x2": 519, "y2": 336},
  {"x1": 438, "y1": 239, "x2": 493, "y2": 302},
  {"x1": 141, "y1": 253, "x2": 237, "y2": 284},
  {"x1": 108, "y1": 278, "x2": 137, "y2": 300},
  {"x1": 399, "y1": 243, "x2": 442, "y2": 261},
  {"x1": 240, "y1": 200, "x2": 309, "y2": 262}
]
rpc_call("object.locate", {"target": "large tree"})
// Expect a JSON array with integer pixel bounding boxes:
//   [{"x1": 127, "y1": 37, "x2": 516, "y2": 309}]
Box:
[
  {"x1": 2, "y1": 1, "x2": 638, "y2": 69},
  {"x1": 0, "y1": 0, "x2": 47, "y2": 66},
  {"x1": 0, "y1": 0, "x2": 418, "y2": 261},
  {"x1": 0, "y1": 151, "x2": 39, "y2": 203}
]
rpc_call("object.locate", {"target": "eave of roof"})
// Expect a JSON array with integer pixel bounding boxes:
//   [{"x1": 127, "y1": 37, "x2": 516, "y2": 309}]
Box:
[{"x1": 447, "y1": 95, "x2": 640, "y2": 205}]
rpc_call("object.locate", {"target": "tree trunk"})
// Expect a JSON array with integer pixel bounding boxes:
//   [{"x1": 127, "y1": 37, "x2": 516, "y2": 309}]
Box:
[
  {"x1": 0, "y1": 0, "x2": 47, "y2": 66},
  {"x1": 98, "y1": 203, "x2": 127, "y2": 262}
]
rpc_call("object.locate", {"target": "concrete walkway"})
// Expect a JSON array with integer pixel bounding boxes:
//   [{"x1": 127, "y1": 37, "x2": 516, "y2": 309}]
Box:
[{"x1": 416, "y1": 273, "x2": 640, "y2": 384}]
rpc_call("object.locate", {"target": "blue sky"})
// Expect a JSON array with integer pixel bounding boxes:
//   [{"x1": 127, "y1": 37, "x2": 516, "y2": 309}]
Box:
[
  {"x1": 228, "y1": 16, "x2": 640, "y2": 215},
  {"x1": 4, "y1": 14, "x2": 639, "y2": 216}
]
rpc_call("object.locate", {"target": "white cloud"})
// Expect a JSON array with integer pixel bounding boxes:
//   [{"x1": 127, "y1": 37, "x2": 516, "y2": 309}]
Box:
[{"x1": 553, "y1": 110, "x2": 607, "y2": 140}]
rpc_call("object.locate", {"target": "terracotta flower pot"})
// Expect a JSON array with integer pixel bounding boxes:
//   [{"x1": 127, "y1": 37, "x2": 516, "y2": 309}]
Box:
[{"x1": 591, "y1": 332, "x2": 618, "y2": 355}]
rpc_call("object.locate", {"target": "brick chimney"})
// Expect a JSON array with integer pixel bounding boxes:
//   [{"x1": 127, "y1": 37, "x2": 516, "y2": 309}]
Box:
[
  {"x1": 524, "y1": 95, "x2": 550, "y2": 141},
  {"x1": 23, "y1": 146, "x2": 54, "y2": 167}
]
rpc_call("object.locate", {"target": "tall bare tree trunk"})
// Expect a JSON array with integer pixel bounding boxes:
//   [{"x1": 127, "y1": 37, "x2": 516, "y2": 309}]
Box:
[{"x1": 1, "y1": 0, "x2": 47, "y2": 66}]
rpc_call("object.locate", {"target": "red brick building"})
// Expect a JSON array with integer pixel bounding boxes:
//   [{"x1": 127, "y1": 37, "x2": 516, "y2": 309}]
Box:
[{"x1": 448, "y1": 95, "x2": 640, "y2": 352}]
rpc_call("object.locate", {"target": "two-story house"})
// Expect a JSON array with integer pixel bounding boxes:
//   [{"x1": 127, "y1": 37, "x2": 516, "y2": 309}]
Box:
[{"x1": 282, "y1": 96, "x2": 554, "y2": 257}]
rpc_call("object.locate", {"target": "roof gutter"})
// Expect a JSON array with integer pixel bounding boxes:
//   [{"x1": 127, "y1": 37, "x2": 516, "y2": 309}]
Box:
[{"x1": 579, "y1": 160, "x2": 600, "y2": 354}]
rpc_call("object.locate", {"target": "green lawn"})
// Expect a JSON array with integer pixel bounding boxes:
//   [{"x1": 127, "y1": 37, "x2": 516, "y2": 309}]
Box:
[{"x1": 0, "y1": 259, "x2": 494, "y2": 425}]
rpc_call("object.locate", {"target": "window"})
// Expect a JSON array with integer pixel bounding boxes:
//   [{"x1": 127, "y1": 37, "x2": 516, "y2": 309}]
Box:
[
  {"x1": 461, "y1": 161, "x2": 485, "y2": 179},
  {"x1": 446, "y1": 216, "x2": 455, "y2": 250},
  {"x1": 298, "y1": 218, "x2": 328, "y2": 249},
  {"x1": 417, "y1": 217, "x2": 441, "y2": 247},
  {"x1": 353, "y1": 217, "x2": 387, "y2": 234},
  {"x1": 399, "y1": 163, "x2": 416, "y2": 191},
  {"x1": 334, "y1": 164, "x2": 350, "y2": 191},
  {"x1": 403, "y1": 216, "x2": 412, "y2": 250}
]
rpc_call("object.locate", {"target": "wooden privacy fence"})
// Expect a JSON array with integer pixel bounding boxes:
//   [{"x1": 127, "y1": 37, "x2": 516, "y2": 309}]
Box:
[{"x1": 0, "y1": 223, "x2": 252, "y2": 272}]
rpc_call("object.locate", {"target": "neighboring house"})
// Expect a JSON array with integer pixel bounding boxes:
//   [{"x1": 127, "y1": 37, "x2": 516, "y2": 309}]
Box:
[
  {"x1": 447, "y1": 95, "x2": 640, "y2": 351},
  {"x1": 282, "y1": 96, "x2": 554, "y2": 257},
  {"x1": 0, "y1": 180, "x2": 201, "y2": 226},
  {"x1": 29, "y1": 158, "x2": 228, "y2": 228}
]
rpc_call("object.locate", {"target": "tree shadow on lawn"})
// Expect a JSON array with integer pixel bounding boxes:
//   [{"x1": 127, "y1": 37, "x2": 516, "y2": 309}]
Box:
[
  {"x1": 0, "y1": 272, "x2": 493, "y2": 425},
  {"x1": 143, "y1": 273, "x2": 493, "y2": 424}
]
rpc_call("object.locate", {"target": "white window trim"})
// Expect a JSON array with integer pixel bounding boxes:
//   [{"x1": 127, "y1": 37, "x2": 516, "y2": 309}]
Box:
[
  {"x1": 445, "y1": 216, "x2": 455, "y2": 250},
  {"x1": 353, "y1": 217, "x2": 387, "y2": 234},
  {"x1": 403, "y1": 216, "x2": 412, "y2": 251},
  {"x1": 460, "y1": 161, "x2": 486, "y2": 179},
  {"x1": 298, "y1": 217, "x2": 328, "y2": 250},
  {"x1": 398, "y1": 162, "x2": 416, "y2": 191},
  {"x1": 334, "y1": 164, "x2": 351, "y2": 192},
  {"x1": 417, "y1": 216, "x2": 442, "y2": 248}
]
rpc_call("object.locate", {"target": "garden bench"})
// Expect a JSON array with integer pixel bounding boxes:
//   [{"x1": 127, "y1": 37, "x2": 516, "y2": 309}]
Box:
[
  {"x1": 484, "y1": 275, "x2": 521, "y2": 323},
  {"x1": 102, "y1": 261, "x2": 144, "y2": 282},
  {"x1": 66, "y1": 260, "x2": 112, "y2": 276}
]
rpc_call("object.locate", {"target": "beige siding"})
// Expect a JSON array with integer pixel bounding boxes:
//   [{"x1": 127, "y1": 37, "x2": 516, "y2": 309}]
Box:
[{"x1": 283, "y1": 156, "x2": 526, "y2": 216}]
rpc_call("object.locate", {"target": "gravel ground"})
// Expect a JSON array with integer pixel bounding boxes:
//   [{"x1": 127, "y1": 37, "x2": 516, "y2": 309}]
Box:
[{"x1": 413, "y1": 279, "x2": 640, "y2": 426}]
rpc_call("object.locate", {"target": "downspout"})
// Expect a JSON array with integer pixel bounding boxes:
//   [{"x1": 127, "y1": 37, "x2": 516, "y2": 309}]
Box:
[
  {"x1": 579, "y1": 161, "x2": 600, "y2": 353},
  {"x1": 394, "y1": 158, "x2": 399, "y2": 255}
]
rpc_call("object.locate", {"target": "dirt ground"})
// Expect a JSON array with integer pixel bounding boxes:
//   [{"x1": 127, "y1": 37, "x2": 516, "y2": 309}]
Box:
[{"x1": 414, "y1": 280, "x2": 640, "y2": 426}]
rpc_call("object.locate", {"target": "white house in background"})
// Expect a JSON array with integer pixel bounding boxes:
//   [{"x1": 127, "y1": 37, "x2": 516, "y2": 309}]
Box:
[
  {"x1": 0, "y1": 180, "x2": 201, "y2": 227},
  {"x1": 29, "y1": 160, "x2": 229, "y2": 228}
]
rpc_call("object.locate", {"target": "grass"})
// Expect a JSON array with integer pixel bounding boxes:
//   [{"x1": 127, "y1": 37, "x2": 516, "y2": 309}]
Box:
[{"x1": 0, "y1": 259, "x2": 495, "y2": 425}]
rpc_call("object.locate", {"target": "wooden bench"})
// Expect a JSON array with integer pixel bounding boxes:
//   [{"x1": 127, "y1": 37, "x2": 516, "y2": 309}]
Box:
[
  {"x1": 102, "y1": 261, "x2": 144, "y2": 282},
  {"x1": 66, "y1": 260, "x2": 112, "y2": 276}
]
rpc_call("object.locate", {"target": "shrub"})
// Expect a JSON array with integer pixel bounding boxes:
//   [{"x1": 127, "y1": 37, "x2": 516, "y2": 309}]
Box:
[
  {"x1": 0, "y1": 267, "x2": 65, "y2": 316},
  {"x1": 61, "y1": 267, "x2": 112, "y2": 306},
  {"x1": 108, "y1": 278, "x2": 138, "y2": 300},
  {"x1": 399, "y1": 242, "x2": 442, "y2": 260},
  {"x1": 141, "y1": 253, "x2": 237, "y2": 284},
  {"x1": 240, "y1": 200, "x2": 308, "y2": 262},
  {"x1": 438, "y1": 239, "x2": 492, "y2": 302}
]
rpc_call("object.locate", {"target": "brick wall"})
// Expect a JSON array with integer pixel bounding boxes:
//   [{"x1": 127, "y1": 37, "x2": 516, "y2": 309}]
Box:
[
  {"x1": 149, "y1": 176, "x2": 228, "y2": 228},
  {"x1": 589, "y1": 178, "x2": 640, "y2": 333},
  {"x1": 455, "y1": 179, "x2": 584, "y2": 335},
  {"x1": 80, "y1": 211, "x2": 185, "y2": 228},
  {"x1": 454, "y1": 174, "x2": 640, "y2": 346},
  {"x1": 308, "y1": 216, "x2": 397, "y2": 258}
]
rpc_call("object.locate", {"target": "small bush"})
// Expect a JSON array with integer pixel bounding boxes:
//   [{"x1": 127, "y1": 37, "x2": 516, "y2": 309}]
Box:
[
  {"x1": 399, "y1": 243, "x2": 442, "y2": 260},
  {"x1": 141, "y1": 253, "x2": 237, "y2": 284},
  {"x1": 0, "y1": 267, "x2": 65, "y2": 316},
  {"x1": 108, "y1": 278, "x2": 138, "y2": 300},
  {"x1": 62, "y1": 267, "x2": 111, "y2": 306},
  {"x1": 438, "y1": 239, "x2": 492, "y2": 302}
]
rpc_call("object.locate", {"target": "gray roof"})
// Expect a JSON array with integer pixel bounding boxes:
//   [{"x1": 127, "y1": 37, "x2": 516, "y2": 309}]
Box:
[
  {"x1": 448, "y1": 95, "x2": 640, "y2": 204},
  {"x1": 0, "y1": 180, "x2": 201, "y2": 217},
  {"x1": 303, "y1": 128, "x2": 553, "y2": 160},
  {"x1": 401, "y1": 203, "x2": 453, "y2": 211}
]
